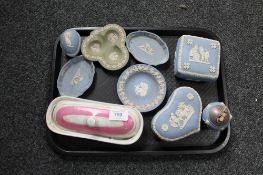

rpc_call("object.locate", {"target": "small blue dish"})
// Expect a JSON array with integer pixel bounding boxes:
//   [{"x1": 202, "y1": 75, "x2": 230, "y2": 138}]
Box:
[
  {"x1": 60, "y1": 29, "x2": 81, "y2": 57},
  {"x1": 151, "y1": 87, "x2": 202, "y2": 141},
  {"x1": 57, "y1": 55, "x2": 95, "y2": 97},
  {"x1": 126, "y1": 31, "x2": 169, "y2": 66},
  {"x1": 117, "y1": 64, "x2": 166, "y2": 112}
]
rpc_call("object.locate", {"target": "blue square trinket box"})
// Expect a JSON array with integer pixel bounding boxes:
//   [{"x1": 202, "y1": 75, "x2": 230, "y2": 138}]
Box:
[{"x1": 174, "y1": 35, "x2": 221, "y2": 81}]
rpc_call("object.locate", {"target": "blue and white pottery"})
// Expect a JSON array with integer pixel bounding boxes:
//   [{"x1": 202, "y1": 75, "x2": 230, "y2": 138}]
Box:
[
  {"x1": 117, "y1": 64, "x2": 166, "y2": 112},
  {"x1": 202, "y1": 102, "x2": 232, "y2": 131},
  {"x1": 174, "y1": 35, "x2": 220, "y2": 81},
  {"x1": 60, "y1": 29, "x2": 81, "y2": 57},
  {"x1": 126, "y1": 31, "x2": 169, "y2": 66},
  {"x1": 151, "y1": 87, "x2": 202, "y2": 141},
  {"x1": 57, "y1": 55, "x2": 95, "y2": 97}
]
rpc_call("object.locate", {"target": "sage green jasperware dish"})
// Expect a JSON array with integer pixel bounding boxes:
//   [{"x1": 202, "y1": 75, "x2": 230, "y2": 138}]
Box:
[{"x1": 81, "y1": 24, "x2": 129, "y2": 70}]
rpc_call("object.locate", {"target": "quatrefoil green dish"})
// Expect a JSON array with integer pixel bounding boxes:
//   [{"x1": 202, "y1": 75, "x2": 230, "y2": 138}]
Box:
[{"x1": 81, "y1": 24, "x2": 129, "y2": 70}]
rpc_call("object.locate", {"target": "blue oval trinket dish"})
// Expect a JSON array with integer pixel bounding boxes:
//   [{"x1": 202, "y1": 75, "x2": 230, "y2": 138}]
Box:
[
  {"x1": 126, "y1": 31, "x2": 169, "y2": 66},
  {"x1": 117, "y1": 64, "x2": 166, "y2": 112},
  {"x1": 151, "y1": 87, "x2": 202, "y2": 141},
  {"x1": 57, "y1": 55, "x2": 95, "y2": 97},
  {"x1": 202, "y1": 102, "x2": 232, "y2": 131},
  {"x1": 60, "y1": 29, "x2": 81, "y2": 57},
  {"x1": 174, "y1": 35, "x2": 221, "y2": 81}
]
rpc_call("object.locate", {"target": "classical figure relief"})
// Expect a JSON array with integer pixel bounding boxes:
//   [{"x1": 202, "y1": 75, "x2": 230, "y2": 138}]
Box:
[
  {"x1": 189, "y1": 45, "x2": 210, "y2": 64},
  {"x1": 134, "y1": 82, "x2": 148, "y2": 97},
  {"x1": 64, "y1": 31, "x2": 74, "y2": 48},
  {"x1": 70, "y1": 68, "x2": 83, "y2": 86},
  {"x1": 169, "y1": 102, "x2": 194, "y2": 129}
]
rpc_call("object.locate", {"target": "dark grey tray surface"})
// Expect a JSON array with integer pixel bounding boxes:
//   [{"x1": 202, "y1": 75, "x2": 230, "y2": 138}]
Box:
[{"x1": 48, "y1": 27, "x2": 230, "y2": 155}]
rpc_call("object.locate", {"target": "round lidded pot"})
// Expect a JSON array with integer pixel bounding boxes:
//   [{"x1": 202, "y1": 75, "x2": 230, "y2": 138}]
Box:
[{"x1": 202, "y1": 102, "x2": 232, "y2": 131}]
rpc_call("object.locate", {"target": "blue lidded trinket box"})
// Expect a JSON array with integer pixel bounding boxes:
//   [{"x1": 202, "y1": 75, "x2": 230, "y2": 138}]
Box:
[
  {"x1": 202, "y1": 102, "x2": 232, "y2": 131},
  {"x1": 174, "y1": 35, "x2": 220, "y2": 81},
  {"x1": 151, "y1": 87, "x2": 202, "y2": 141},
  {"x1": 60, "y1": 29, "x2": 81, "y2": 57}
]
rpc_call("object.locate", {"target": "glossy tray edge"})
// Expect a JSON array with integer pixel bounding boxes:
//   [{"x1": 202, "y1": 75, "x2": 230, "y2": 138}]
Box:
[{"x1": 47, "y1": 27, "x2": 231, "y2": 155}]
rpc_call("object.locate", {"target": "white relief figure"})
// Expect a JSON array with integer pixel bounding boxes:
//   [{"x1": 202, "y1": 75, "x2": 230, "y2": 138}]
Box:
[
  {"x1": 90, "y1": 43, "x2": 101, "y2": 53},
  {"x1": 169, "y1": 102, "x2": 194, "y2": 129},
  {"x1": 109, "y1": 52, "x2": 119, "y2": 61},
  {"x1": 137, "y1": 43, "x2": 154, "y2": 55},
  {"x1": 189, "y1": 45, "x2": 210, "y2": 64},
  {"x1": 64, "y1": 31, "x2": 74, "y2": 47},
  {"x1": 161, "y1": 124, "x2": 169, "y2": 132},
  {"x1": 134, "y1": 82, "x2": 148, "y2": 97},
  {"x1": 70, "y1": 68, "x2": 83, "y2": 86},
  {"x1": 108, "y1": 33, "x2": 119, "y2": 43},
  {"x1": 209, "y1": 66, "x2": 216, "y2": 73}
]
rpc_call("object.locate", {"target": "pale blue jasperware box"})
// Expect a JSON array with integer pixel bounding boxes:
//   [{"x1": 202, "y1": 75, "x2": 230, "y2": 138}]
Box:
[{"x1": 174, "y1": 35, "x2": 221, "y2": 82}]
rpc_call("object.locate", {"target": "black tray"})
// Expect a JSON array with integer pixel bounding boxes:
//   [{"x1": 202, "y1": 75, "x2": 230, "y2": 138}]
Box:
[{"x1": 48, "y1": 27, "x2": 230, "y2": 155}]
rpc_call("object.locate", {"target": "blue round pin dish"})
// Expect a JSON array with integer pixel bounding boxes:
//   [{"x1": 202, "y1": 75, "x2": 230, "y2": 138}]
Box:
[
  {"x1": 126, "y1": 31, "x2": 169, "y2": 66},
  {"x1": 117, "y1": 64, "x2": 166, "y2": 112},
  {"x1": 57, "y1": 55, "x2": 95, "y2": 97}
]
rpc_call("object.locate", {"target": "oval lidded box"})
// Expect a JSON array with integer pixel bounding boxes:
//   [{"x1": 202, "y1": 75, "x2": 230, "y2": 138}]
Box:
[
  {"x1": 151, "y1": 87, "x2": 202, "y2": 141},
  {"x1": 60, "y1": 29, "x2": 81, "y2": 57},
  {"x1": 126, "y1": 31, "x2": 169, "y2": 66},
  {"x1": 81, "y1": 24, "x2": 129, "y2": 70},
  {"x1": 174, "y1": 35, "x2": 221, "y2": 81},
  {"x1": 57, "y1": 55, "x2": 95, "y2": 97},
  {"x1": 46, "y1": 96, "x2": 144, "y2": 145}
]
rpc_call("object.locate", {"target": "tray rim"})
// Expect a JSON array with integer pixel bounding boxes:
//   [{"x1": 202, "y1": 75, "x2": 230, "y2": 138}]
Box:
[{"x1": 47, "y1": 27, "x2": 230, "y2": 155}]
